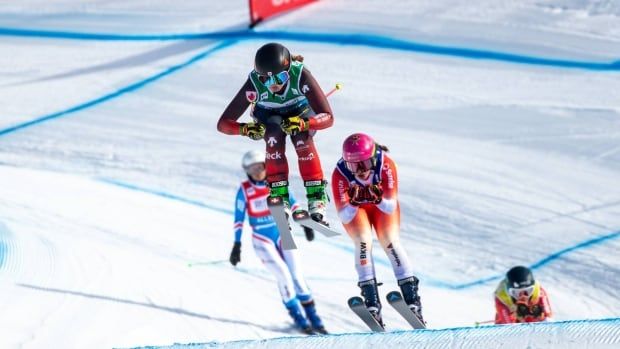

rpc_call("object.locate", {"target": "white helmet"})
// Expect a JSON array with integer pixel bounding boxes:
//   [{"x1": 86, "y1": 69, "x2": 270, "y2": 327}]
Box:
[{"x1": 241, "y1": 150, "x2": 265, "y2": 170}]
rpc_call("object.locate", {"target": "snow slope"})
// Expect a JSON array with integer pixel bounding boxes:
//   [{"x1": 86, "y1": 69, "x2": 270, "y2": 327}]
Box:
[{"x1": 0, "y1": 1, "x2": 619, "y2": 348}]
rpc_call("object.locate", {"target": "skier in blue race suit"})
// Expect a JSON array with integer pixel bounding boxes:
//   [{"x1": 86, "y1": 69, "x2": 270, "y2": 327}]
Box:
[{"x1": 228, "y1": 150, "x2": 326, "y2": 335}]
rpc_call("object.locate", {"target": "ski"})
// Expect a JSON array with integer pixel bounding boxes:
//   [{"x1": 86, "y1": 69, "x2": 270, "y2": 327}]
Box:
[
  {"x1": 386, "y1": 291, "x2": 426, "y2": 329},
  {"x1": 292, "y1": 210, "x2": 340, "y2": 237},
  {"x1": 267, "y1": 196, "x2": 297, "y2": 250},
  {"x1": 347, "y1": 296, "x2": 385, "y2": 332}
]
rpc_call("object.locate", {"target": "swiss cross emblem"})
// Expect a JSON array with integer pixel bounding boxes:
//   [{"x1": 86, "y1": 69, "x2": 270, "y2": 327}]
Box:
[{"x1": 245, "y1": 91, "x2": 257, "y2": 102}]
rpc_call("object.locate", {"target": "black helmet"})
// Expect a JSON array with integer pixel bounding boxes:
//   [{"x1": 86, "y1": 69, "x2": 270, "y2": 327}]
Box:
[
  {"x1": 506, "y1": 266, "x2": 535, "y2": 289},
  {"x1": 254, "y1": 43, "x2": 291, "y2": 76}
]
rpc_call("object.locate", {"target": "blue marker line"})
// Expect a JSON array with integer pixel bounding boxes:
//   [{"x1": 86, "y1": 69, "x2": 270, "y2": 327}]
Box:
[
  {"x1": 99, "y1": 178, "x2": 233, "y2": 215},
  {"x1": 529, "y1": 230, "x2": 620, "y2": 270},
  {"x1": 0, "y1": 222, "x2": 11, "y2": 270},
  {"x1": 0, "y1": 40, "x2": 237, "y2": 137},
  {"x1": 0, "y1": 239, "x2": 6, "y2": 270},
  {"x1": 447, "y1": 230, "x2": 620, "y2": 289},
  {"x1": 0, "y1": 27, "x2": 618, "y2": 70}
]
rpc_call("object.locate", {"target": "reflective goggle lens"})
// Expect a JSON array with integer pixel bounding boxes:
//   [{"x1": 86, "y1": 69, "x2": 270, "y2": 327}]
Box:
[
  {"x1": 345, "y1": 159, "x2": 374, "y2": 172},
  {"x1": 508, "y1": 285, "x2": 535, "y2": 299},
  {"x1": 244, "y1": 162, "x2": 265, "y2": 174},
  {"x1": 260, "y1": 70, "x2": 290, "y2": 88}
]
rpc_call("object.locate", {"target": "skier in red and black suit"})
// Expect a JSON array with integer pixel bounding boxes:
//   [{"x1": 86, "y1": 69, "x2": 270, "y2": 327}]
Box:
[{"x1": 217, "y1": 42, "x2": 334, "y2": 225}]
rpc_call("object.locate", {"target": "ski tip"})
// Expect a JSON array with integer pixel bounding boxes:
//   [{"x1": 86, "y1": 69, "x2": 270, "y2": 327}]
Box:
[
  {"x1": 348, "y1": 296, "x2": 364, "y2": 307},
  {"x1": 386, "y1": 291, "x2": 403, "y2": 302}
]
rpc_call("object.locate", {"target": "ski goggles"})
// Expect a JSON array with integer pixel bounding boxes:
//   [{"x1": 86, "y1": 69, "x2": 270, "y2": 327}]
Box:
[
  {"x1": 345, "y1": 158, "x2": 375, "y2": 173},
  {"x1": 244, "y1": 162, "x2": 265, "y2": 175},
  {"x1": 258, "y1": 70, "x2": 290, "y2": 88},
  {"x1": 508, "y1": 285, "x2": 535, "y2": 300}
]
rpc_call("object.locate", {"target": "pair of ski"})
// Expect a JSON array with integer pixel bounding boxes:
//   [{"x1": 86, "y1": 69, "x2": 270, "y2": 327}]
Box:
[
  {"x1": 267, "y1": 196, "x2": 340, "y2": 250},
  {"x1": 348, "y1": 291, "x2": 426, "y2": 332}
]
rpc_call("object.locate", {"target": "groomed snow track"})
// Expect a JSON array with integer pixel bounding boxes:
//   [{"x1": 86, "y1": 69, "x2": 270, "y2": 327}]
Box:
[{"x1": 134, "y1": 318, "x2": 620, "y2": 349}]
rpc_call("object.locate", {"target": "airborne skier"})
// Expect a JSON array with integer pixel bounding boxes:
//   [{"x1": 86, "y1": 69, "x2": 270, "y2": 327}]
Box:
[{"x1": 217, "y1": 42, "x2": 334, "y2": 226}]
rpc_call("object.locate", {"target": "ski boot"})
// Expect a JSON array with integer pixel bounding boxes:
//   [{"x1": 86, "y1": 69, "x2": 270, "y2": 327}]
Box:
[
  {"x1": 300, "y1": 297, "x2": 327, "y2": 334},
  {"x1": 358, "y1": 278, "x2": 384, "y2": 327},
  {"x1": 304, "y1": 180, "x2": 329, "y2": 225},
  {"x1": 285, "y1": 299, "x2": 314, "y2": 335},
  {"x1": 269, "y1": 180, "x2": 291, "y2": 214},
  {"x1": 398, "y1": 276, "x2": 425, "y2": 324}
]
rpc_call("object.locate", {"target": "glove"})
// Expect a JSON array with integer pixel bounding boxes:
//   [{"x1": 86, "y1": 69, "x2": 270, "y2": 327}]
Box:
[
  {"x1": 280, "y1": 116, "x2": 309, "y2": 136},
  {"x1": 530, "y1": 304, "x2": 543, "y2": 318},
  {"x1": 516, "y1": 303, "x2": 529, "y2": 318},
  {"x1": 303, "y1": 226, "x2": 315, "y2": 241},
  {"x1": 366, "y1": 184, "x2": 383, "y2": 204},
  {"x1": 229, "y1": 242, "x2": 241, "y2": 266},
  {"x1": 239, "y1": 122, "x2": 265, "y2": 140},
  {"x1": 348, "y1": 184, "x2": 365, "y2": 206}
]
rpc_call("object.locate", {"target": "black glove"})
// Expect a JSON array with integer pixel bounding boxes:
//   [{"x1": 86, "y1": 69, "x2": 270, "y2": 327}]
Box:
[
  {"x1": 516, "y1": 303, "x2": 529, "y2": 317},
  {"x1": 366, "y1": 184, "x2": 383, "y2": 204},
  {"x1": 530, "y1": 304, "x2": 542, "y2": 317},
  {"x1": 229, "y1": 242, "x2": 241, "y2": 266},
  {"x1": 303, "y1": 226, "x2": 315, "y2": 241},
  {"x1": 348, "y1": 185, "x2": 364, "y2": 206}
]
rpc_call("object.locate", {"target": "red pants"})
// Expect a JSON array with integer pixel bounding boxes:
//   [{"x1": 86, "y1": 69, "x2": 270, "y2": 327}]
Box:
[{"x1": 264, "y1": 122, "x2": 324, "y2": 183}]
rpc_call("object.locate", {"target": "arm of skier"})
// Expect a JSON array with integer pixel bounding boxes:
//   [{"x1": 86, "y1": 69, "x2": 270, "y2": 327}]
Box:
[
  {"x1": 376, "y1": 155, "x2": 398, "y2": 214},
  {"x1": 494, "y1": 297, "x2": 516, "y2": 324},
  {"x1": 538, "y1": 287, "x2": 553, "y2": 320},
  {"x1": 300, "y1": 67, "x2": 334, "y2": 130},
  {"x1": 217, "y1": 78, "x2": 254, "y2": 135},
  {"x1": 332, "y1": 168, "x2": 358, "y2": 224},
  {"x1": 230, "y1": 186, "x2": 247, "y2": 266}
]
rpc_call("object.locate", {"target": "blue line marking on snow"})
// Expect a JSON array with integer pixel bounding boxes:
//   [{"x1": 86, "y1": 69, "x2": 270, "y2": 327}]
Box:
[
  {"x1": 0, "y1": 239, "x2": 6, "y2": 270},
  {"x1": 0, "y1": 222, "x2": 10, "y2": 270},
  {"x1": 529, "y1": 230, "x2": 620, "y2": 270},
  {"x1": 99, "y1": 179, "x2": 233, "y2": 215},
  {"x1": 0, "y1": 40, "x2": 237, "y2": 137},
  {"x1": 444, "y1": 230, "x2": 620, "y2": 290},
  {"x1": 0, "y1": 27, "x2": 618, "y2": 71},
  {"x1": 99, "y1": 178, "x2": 620, "y2": 290}
]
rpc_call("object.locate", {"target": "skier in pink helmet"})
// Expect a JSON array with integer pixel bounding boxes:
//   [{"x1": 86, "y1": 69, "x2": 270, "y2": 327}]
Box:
[{"x1": 331, "y1": 133, "x2": 425, "y2": 328}]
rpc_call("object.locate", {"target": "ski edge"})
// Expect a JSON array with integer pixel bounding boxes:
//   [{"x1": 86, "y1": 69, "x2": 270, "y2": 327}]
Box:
[
  {"x1": 386, "y1": 291, "x2": 426, "y2": 329},
  {"x1": 347, "y1": 296, "x2": 385, "y2": 332},
  {"x1": 267, "y1": 196, "x2": 297, "y2": 250},
  {"x1": 292, "y1": 210, "x2": 340, "y2": 237}
]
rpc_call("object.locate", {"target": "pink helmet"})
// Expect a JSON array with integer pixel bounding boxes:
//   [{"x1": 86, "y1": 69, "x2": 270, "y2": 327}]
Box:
[{"x1": 342, "y1": 133, "x2": 376, "y2": 162}]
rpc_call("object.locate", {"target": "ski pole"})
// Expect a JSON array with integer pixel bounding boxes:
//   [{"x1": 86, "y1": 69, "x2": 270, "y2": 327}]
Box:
[
  {"x1": 325, "y1": 82, "x2": 343, "y2": 98},
  {"x1": 474, "y1": 319, "x2": 495, "y2": 327}
]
